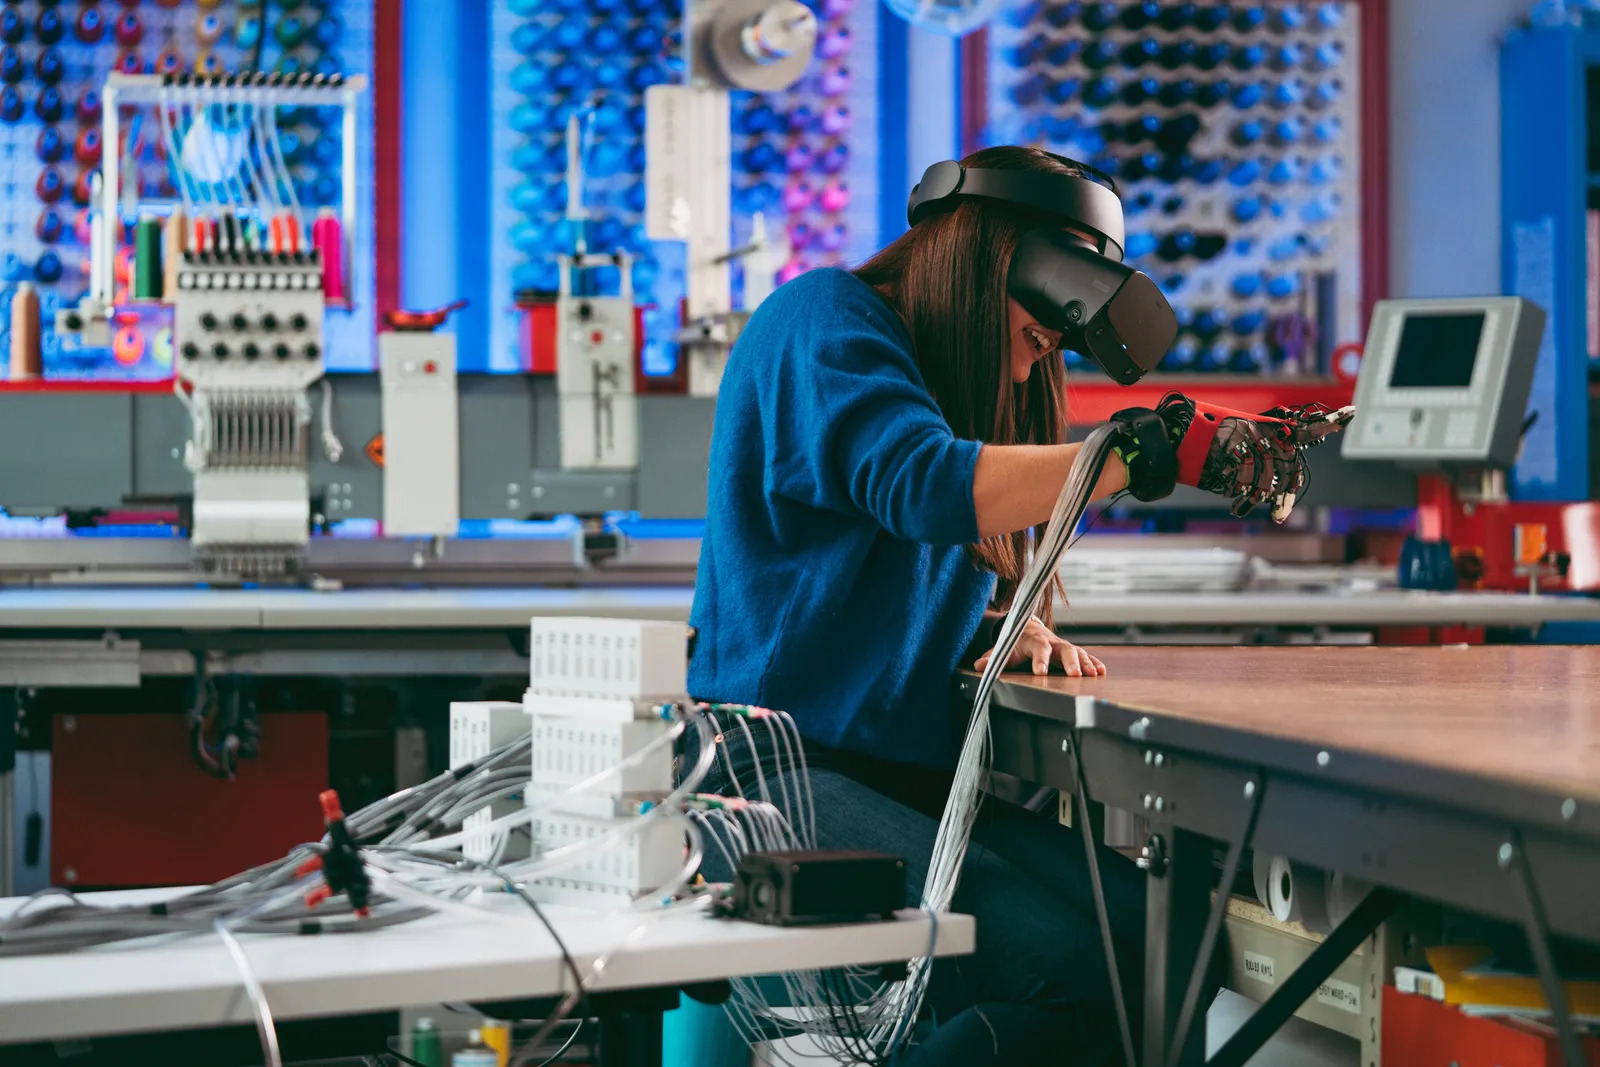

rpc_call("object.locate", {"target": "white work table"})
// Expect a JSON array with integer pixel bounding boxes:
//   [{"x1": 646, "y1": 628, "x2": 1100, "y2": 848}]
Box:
[
  {"x1": 0, "y1": 890, "x2": 973, "y2": 1045},
  {"x1": 0, "y1": 585, "x2": 1596, "y2": 631}
]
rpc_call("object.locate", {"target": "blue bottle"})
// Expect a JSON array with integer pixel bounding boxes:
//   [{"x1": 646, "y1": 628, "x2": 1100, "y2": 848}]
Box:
[
  {"x1": 1166, "y1": 337, "x2": 1200, "y2": 369},
  {"x1": 1231, "y1": 44, "x2": 1265, "y2": 72},
  {"x1": 35, "y1": 251, "x2": 62, "y2": 284},
  {"x1": 1158, "y1": 154, "x2": 1189, "y2": 184},
  {"x1": 0, "y1": 86, "x2": 22, "y2": 124},
  {"x1": 1267, "y1": 158, "x2": 1302, "y2": 185},
  {"x1": 1047, "y1": 39, "x2": 1083, "y2": 65},
  {"x1": 1270, "y1": 118, "x2": 1304, "y2": 145},
  {"x1": 1083, "y1": 77, "x2": 1119, "y2": 109},
  {"x1": 1312, "y1": 3, "x2": 1343, "y2": 30},
  {"x1": 35, "y1": 87, "x2": 63, "y2": 123},
  {"x1": 1269, "y1": 44, "x2": 1304, "y2": 72},
  {"x1": 1083, "y1": 40, "x2": 1120, "y2": 70},
  {"x1": 1120, "y1": 77, "x2": 1160, "y2": 106},
  {"x1": 1200, "y1": 341, "x2": 1232, "y2": 372},
  {"x1": 1190, "y1": 157, "x2": 1223, "y2": 184},
  {"x1": 1046, "y1": 2, "x2": 1082, "y2": 29},
  {"x1": 1268, "y1": 235, "x2": 1302, "y2": 262},
  {"x1": 1195, "y1": 79, "x2": 1231, "y2": 107},
  {"x1": 1266, "y1": 272, "x2": 1301, "y2": 299},
  {"x1": 1269, "y1": 79, "x2": 1305, "y2": 109},
  {"x1": 1195, "y1": 42, "x2": 1232, "y2": 71},
  {"x1": 1232, "y1": 310, "x2": 1267, "y2": 336},
  {"x1": 1231, "y1": 81, "x2": 1265, "y2": 109},
  {"x1": 1123, "y1": 114, "x2": 1161, "y2": 143},
  {"x1": 1231, "y1": 273, "x2": 1263, "y2": 299},
  {"x1": 1308, "y1": 42, "x2": 1344, "y2": 72},
  {"x1": 1159, "y1": 41, "x2": 1197, "y2": 70},
  {"x1": 1311, "y1": 118, "x2": 1341, "y2": 144},
  {"x1": 1232, "y1": 196, "x2": 1262, "y2": 224},
  {"x1": 1007, "y1": 34, "x2": 1048, "y2": 67},
  {"x1": 1158, "y1": 79, "x2": 1196, "y2": 107},
  {"x1": 0, "y1": 8, "x2": 20, "y2": 44},
  {"x1": 1195, "y1": 4, "x2": 1230, "y2": 31},
  {"x1": 1159, "y1": 3, "x2": 1197, "y2": 31},
  {"x1": 1227, "y1": 159, "x2": 1263, "y2": 186},
  {"x1": 1308, "y1": 80, "x2": 1340, "y2": 110},
  {"x1": 1231, "y1": 5, "x2": 1267, "y2": 33},
  {"x1": 511, "y1": 22, "x2": 542, "y2": 54},
  {"x1": 1231, "y1": 120, "x2": 1264, "y2": 147},
  {"x1": 1308, "y1": 156, "x2": 1341, "y2": 185},
  {"x1": 1300, "y1": 194, "x2": 1340, "y2": 223},
  {"x1": 1120, "y1": 38, "x2": 1161, "y2": 69},
  {"x1": 1270, "y1": 4, "x2": 1306, "y2": 33},
  {"x1": 1047, "y1": 77, "x2": 1084, "y2": 106},
  {"x1": 1010, "y1": 73, "x2": 1048, "y2": 106},
  {"x1": 1120, "y1": 0, "x2": 1161, "y2": 29},
  {"x1": 1082, "y1": 2, "x2": 1118, "y2": 31}
]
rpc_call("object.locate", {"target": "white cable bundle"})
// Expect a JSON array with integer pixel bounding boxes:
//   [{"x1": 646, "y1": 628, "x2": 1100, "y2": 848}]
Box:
[{"x1": 879, "y1": 425, "x2": 1120, "y2": 1047}]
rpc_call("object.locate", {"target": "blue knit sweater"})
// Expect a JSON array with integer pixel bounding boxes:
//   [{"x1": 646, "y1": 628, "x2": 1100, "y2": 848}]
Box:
[{"x1": 687, "y1": 268, "x2": 995, "y2": 769}]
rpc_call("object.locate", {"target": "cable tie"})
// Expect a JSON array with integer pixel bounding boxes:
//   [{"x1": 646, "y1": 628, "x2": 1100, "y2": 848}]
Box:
[
  {"x1": 149, "y1": 902, "x2": 168, "y2": 916},
  {"x1": 298, "y1": 920, "x2": 321, "y2": 936}
]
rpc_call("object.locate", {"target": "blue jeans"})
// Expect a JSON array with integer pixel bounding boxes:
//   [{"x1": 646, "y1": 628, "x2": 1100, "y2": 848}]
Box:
[{"x1": 692, "y1": 737, "x2": 1148, "y2": 1067}]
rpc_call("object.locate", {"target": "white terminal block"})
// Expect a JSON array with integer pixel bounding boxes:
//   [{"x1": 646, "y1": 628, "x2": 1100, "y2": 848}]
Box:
[
  {"x1": 530, "y1": 810, "x2": 685, "y2": 901},
  {"x1": 449, "y1": 701, "x2": 531, "y2": 864},
  {"x1": 528, "y1": 712, "x2": 673, "y2": 819},
  {"x1": 527, "y1": 617, "x2": 688, "y2": 700}
]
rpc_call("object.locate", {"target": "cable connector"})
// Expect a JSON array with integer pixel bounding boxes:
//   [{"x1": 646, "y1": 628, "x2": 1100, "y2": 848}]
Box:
[{"x1": 298, "y1": 790, "x2": 371, "y2": 918}]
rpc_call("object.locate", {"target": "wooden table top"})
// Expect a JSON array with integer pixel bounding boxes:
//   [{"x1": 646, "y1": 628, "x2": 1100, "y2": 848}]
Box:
[{"x1": 993, "y1": 645, "x2": 1600, "y2": 806}]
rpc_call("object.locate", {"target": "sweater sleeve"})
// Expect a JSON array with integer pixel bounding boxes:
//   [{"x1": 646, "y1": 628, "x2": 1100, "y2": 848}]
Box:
[{"x1": 765, "y1": 289, "x2": 983, "y2": 546}]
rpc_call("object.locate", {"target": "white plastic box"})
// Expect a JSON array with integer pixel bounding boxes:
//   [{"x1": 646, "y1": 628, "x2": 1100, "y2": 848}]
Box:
[
  {"x1": 527, "y1": 712, "x2": 673, "y2": 818},
  {"x1": 529, "y1": 809, "x2": 684, "y2": 898},
  {"x1": 526, "y1": 617, "x2": 688, "y2": 700},
  {"x1": 448, "y1": 701, "x2": 531, "y2": 864}
]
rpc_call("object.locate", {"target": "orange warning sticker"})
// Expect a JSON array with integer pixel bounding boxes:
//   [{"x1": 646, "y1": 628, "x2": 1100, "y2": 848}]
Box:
[{"x1": 364, "y1": 434, "x2": 384, "y2": 467}]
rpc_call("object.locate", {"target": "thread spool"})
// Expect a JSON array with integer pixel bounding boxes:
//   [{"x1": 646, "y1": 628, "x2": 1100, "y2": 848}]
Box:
[
  {"x1": 164, "y1": 205, "x2": 185, "y2": 298},
  {"x1": 115, "y1": 10, "x2": 142, "y2": 47},
  {"x1": 76, "y1": 6, "x2": 105, "y2": 44},
  {"x1": 155, "y1": 48, "x2": 184, "y2": 75},
  {"x1": 112, "y1": 323, "x2": 146, "y2": 366},
  {"x1": 9, "y1": 281, "x2": 41, "y2": 380},
  {"x1": 36, "y1": 87, "x2": 64, "y2": 123},
  {"x1": 1563, "y1": 503, "x2": 1600, "y2": 591},
  {"x1": 1254, "y1": 854, "x2": 1331, "y2": 932},
  {"x1": 35, "y1": 169, "x2": 63, "y2": 204},
  {"x1": 196, "y1": 12, "x2": 224, "y2": 45},
  {"x1": 37, "y1": 8, "x2": 64, "y2": 46},
  {"x1": 313, "y1": 208, "x2": 343, "y2": 301}
]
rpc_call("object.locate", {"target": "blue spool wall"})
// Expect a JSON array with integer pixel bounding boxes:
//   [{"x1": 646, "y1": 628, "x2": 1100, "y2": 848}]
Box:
[
  {"x1": 985, "y1": 0, "x2": 1364, "y2": 376},
  {"x1": 0, "y1": 0, "x2": 376, "y2": 377},
  {"x1": 483, "y1": 0, "x2": 880, "y2": 375}
]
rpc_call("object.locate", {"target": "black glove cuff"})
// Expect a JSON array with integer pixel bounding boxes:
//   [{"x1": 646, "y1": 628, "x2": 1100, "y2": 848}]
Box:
[{"x1": 1108, "y1": 406, "x2": 1179, "y2": 502}]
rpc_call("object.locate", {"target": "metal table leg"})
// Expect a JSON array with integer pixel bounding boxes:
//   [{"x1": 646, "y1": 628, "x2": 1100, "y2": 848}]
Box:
[{"x1": 1143, "y1": 825, "x2": 1211, "y2": 1067}]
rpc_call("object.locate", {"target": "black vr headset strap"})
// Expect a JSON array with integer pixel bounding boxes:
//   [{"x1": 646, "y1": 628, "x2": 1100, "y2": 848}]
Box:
[
  {"x1": 907, "y1": 161, "x2": 1127, "y2": 260},
  {"x1": 1108, "y1": 406, "x2": 1179, "y2": 502}
]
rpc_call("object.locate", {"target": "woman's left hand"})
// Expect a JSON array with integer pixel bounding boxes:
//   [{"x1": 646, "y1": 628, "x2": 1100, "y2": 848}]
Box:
[{"x1": 974, "y1": 616, "x2": 1107, "y2": 678}]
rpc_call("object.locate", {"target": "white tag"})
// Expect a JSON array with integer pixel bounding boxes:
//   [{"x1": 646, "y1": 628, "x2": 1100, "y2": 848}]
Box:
[
  {"x1": 1242, "y1": 951, "x2": 1276, "y2": 985},
  {"x1": 1316, "y1": 978, "x2": 1361, "y2": 1014}
]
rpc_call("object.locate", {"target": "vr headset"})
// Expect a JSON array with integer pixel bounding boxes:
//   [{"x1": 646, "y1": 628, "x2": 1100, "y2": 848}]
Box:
[{"x1": 906, "y1": 157, "x2": 1177, "y2": 386}]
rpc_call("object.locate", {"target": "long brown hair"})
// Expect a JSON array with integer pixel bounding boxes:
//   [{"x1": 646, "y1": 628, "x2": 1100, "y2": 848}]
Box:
[{"x1": 854, "y1": 145, "x2": 1082, "y2": 615}]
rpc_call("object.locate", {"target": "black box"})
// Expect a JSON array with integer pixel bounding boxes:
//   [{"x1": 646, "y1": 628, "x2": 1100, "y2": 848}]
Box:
[{"x1": 728, "y1": 850, "x2": 906, "y2": 927}]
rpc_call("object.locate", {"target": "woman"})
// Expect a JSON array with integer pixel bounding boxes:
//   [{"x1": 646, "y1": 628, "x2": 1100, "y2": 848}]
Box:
[{"x1": 687, "y1": 145, "x2": 1149, "y2": 1064}]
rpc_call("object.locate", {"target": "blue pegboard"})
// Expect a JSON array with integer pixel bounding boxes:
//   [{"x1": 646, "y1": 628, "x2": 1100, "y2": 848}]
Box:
[
  {"x1": 986, "y1": 0, "x2": 1364, "y2": 377},
  {"x1": 0, "y1": 0, "x2": 375, "y2": 377},
  {"x1": 487, "y1": 0, "x2": 879, "y2": 375}
]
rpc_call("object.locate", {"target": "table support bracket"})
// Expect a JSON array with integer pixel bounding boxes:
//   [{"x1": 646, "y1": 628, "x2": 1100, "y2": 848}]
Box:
[
  {"x1": 1208, "y1": 886, "x2": 1400, "y2": 1067},
  {"x1": 1070, "y1": 731, "x2": 1139, "y2": 1067},
  {"x1": 1164, "y1": 778, "x2": 1264, "y2": 1067},
  {"x1": 1504, "y1": 834, "x2": 1587, "y2": 1067}
]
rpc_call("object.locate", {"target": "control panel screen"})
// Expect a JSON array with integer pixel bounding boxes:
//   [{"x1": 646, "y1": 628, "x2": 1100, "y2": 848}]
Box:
[{"x1": 1388, "y1": 312, "x2": 1486, "y2": 389}]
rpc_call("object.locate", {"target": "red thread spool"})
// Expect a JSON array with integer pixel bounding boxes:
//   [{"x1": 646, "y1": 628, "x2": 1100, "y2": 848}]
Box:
[
  {"x1": 112, "y1": 325, "x2": 146, "y2": 366},
  {"x1": 312, "y1": 209, "x2": 343, "y2": 301},
  {"x1": 73, "y1": 127, "x2": 101, "y2": 167},
  {"x1": 116, "y1": 51, "x2": 142, "y2": 74},
  {"x1": 75, "y1": 7, "x2": 105, "y2": 45},
  {"x1": 155, "y1": 48, "x2": 183, "y2": 75},
  {"x1": 114, "y1": 11, "x2": 141, "y2": 47},
  {"x1": 72, "y1": 170, "x2": 94, "y2": 206},
  {"x1": 35, "y1": 169, "x2": 63, "y2": 204},
  {"x1": 75, "y1": 89, "x2": 100, "y2": 125},
  {"x1": 73, "y1": 209, "x2": 91, "y2": 246}
]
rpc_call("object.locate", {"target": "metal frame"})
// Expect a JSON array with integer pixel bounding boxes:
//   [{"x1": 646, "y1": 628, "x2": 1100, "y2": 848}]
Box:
[{"x1": 977, "y1": 676, "x2": 1600, "y2": 1067}]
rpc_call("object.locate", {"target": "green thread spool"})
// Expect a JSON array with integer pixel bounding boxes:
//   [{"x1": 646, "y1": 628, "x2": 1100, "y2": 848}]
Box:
[{"x1": 133, "y1": 214, "x2": 163, "y2": 300}]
